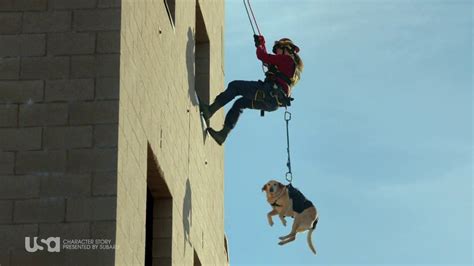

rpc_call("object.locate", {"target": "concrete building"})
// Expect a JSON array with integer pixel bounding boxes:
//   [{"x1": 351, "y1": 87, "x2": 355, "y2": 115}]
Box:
[{"x1": 0, "y1": 0, "x2": 228, "y2": 265}]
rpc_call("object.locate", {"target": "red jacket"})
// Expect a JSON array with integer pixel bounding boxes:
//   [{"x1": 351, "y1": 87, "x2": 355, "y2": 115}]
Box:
[{"x1": 256, "y1": 45, "x2": 295, "y2": 96}]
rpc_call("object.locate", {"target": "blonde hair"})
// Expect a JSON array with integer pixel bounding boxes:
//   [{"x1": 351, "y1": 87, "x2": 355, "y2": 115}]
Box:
[{"x1": 290, "y1": 53, "x2": 304, "y2": 86}]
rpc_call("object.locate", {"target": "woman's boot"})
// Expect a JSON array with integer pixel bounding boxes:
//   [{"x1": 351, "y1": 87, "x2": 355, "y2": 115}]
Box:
[
  {"x1": 207, "y1": 126, "x2": 231, "y2": 145},
  {"x1": 199, "y1": 100, "x2": 223, "y2": 121}
]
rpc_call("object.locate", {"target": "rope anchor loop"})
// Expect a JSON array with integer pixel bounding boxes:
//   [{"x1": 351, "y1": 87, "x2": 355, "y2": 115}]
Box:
[{"x1": 284, "y1": 110, "x2": 292, "y2": 122}]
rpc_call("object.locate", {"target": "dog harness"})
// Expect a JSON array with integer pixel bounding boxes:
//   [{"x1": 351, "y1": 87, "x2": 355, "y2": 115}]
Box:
[
  {"x1": 287, "y1": 184, "x2": 314, "y2": 214},
  {"x1": 270, "y1": 187, "x2": 286, "y2": 208}
]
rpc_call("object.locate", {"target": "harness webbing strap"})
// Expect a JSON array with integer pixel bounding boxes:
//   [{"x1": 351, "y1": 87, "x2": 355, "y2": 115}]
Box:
[{"x1": 266, "y1": 68, "x2": 292, "y2": 87}]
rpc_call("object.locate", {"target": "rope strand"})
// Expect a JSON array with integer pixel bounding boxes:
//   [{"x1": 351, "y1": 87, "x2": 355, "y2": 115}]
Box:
[
  {"x1": 284, "y1": 110, "x2": 293, "y2": 183},
  {"x1": 243, "y1": 0, "x2": 256, "y2": 35},
  {"x1": 243, "y1": 0, "x2": 266, "y2": 74},
  {"x1": 247, "y1": 0, "x2": 261, "y2": 35}
]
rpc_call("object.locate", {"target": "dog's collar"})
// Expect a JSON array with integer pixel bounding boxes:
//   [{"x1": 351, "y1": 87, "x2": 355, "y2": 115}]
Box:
[
  {"x1": 271, "y1": 201, "x2": 282, "y2": 207},
  {"x1": 269, "y1": 186, "x2": 287, "y2": 208}
]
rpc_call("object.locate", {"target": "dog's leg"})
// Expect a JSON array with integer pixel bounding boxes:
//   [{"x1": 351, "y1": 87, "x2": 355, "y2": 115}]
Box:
[
  {"x1": 267, "y1": 209, "x2": 278, "y2": 226},
  {"x1": 278, "y1": 224, "x2": 297, "y2": 245},
  {"x1": 278, "y1": 215, "x2": 301, "y2": 243},
  {"x1": 278, "y1": 231, "x2": 296, "y2": 241},
  {"x1": 278, "y1": 214, "x2": 287, "y2": 226}
]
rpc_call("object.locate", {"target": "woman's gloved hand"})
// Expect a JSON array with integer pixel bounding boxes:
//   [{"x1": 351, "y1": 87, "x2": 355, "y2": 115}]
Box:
[{"x1": 253, "y1": 34, "x2": 265, "y2": 47}]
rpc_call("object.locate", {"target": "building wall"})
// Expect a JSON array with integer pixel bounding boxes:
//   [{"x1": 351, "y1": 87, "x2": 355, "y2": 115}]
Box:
[
  {"x1": 0, "y1": 0, "x2": 120, "y2": 265},
  {"x1": 0, "y1": 0, "x2": 225, "y2": 265},
  {"x1": 116, "y1": 0, "x2": 227, "y2": 265}
]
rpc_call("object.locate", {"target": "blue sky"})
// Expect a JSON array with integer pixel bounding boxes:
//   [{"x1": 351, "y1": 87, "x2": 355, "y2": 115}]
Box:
[{"x1": 223, "y1": 0, "x2": 472, "y2": 265}]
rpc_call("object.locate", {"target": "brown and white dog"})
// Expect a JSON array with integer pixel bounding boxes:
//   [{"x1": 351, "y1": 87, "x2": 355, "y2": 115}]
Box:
[{"x1": 262, "y1": 180, "x2": 319, "y2": 254}]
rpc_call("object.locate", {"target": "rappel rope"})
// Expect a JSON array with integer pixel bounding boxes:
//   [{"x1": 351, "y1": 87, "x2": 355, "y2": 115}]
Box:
[
  {"x1": 243, "y1": 0, "x2": 267, "y2": 73},
  {"x1": 247, "y1": 0, "x2": 262, "y2": 36},
  {"x1": 284, "y1": 109, "x2": 293, "y2": 183},
  {"x1": 243, "y1": 0, "x2": 256, "y2": 34},
  {"x1": 244, "y1": 0, "x2": 295, "y2": 184},
  {"x1": 243, "y1": 0, "x2": 261, "y2": 36}
]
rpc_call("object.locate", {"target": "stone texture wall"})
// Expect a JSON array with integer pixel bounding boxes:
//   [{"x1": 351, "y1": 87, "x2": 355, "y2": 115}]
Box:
[
  {"x1": 116, "y1": 0, "x2": 227, "y2": 265},
  {"x1": 0, "y1": 0, "x2": 120, "y2": 265}
]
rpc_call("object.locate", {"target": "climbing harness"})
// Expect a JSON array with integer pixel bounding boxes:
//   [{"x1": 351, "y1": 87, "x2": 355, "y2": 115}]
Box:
[
  {"x1": 265, "y1": 65, "x2": 294, "y2": 87},
  {"x1": 256, "y1": 83, "x2": 293, "y2": 117},
  {"x1": 284, "y1": 109, "x2": 293, "y2": 183}
]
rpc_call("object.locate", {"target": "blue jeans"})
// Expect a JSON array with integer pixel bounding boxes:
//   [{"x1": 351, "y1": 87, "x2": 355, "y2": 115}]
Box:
[{"x1": 214, "y1": 80, "x2": 279, "y2": 129}]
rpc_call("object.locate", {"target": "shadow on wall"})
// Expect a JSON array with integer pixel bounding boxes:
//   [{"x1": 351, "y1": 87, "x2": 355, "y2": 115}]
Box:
[
  {"x1": 187, "y1": 27, "x2": 198, "y2": 107},
  {"x1": 187, "y1": 27, "x2": 209, "y2": 143},
  {"x1": 182, "y1": 178, "x2": 192, "y2": 254}
]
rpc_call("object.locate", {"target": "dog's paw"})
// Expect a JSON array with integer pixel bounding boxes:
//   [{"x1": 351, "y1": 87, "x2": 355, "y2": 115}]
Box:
[
  {"x1": 278, "y1": 236, "x2": 295, "y2": 245},
  {"x1": 268, "y1": 220, "x2": 274, "y2": 227}
]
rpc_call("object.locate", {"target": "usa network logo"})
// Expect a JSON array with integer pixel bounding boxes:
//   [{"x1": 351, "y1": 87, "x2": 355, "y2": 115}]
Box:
[{"x1": 25, "y1": 237, "x2": 60, "y2": 253}]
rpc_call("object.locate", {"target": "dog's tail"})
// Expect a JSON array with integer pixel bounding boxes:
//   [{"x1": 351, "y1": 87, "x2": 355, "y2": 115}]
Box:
[{"x1": 307, "y1": 217, "x2": 318, "y2": 255}]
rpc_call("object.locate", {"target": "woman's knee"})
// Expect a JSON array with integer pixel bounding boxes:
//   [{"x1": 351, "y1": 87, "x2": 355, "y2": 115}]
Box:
[
  {"x1": 227, "y1": 80, "x2": 241, "y2": 91},
  {"x1": 232, "y1": 97, "x2": 251, "y2": 110},
  {"x1": 222, "y1": 80, "x2": 240, "y2": 98},
  {"x1": 228, "y1": 80, "x2": 239, "y2": 87}
]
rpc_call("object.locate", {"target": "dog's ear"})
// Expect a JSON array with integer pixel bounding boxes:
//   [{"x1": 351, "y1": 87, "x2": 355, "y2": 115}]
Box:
[
  {"x1": 278, "y1": 182, "x2": 284, "y2": 189},
  {"x1": 261, "y1": 183, "x2": 267, "y2": 192}
]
